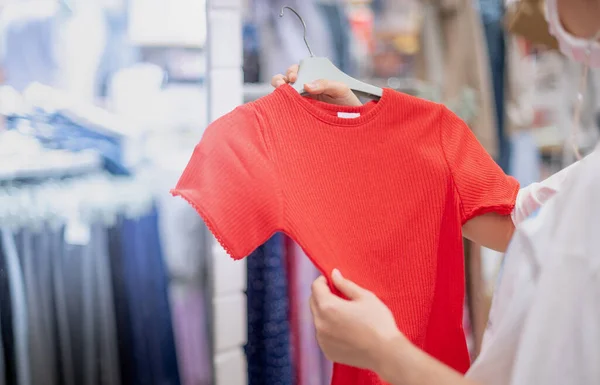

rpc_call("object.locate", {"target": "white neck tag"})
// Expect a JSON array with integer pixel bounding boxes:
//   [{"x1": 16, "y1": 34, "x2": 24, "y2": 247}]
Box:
[{"x1": 337, "y1": 112, "x2": 360, "y2": 119}]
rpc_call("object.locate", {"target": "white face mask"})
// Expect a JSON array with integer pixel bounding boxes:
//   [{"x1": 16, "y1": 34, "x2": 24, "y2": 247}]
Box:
[{"x1": 546, "y1": 0, "x2": 600, "y2": 67}]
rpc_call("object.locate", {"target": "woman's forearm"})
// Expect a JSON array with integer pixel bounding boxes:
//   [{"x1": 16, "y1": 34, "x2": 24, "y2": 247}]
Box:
[
  {"x1": 462, "y1": 213, "x2": 515, "y2": 252},
  {"x1": 376, "y1": 336, "x2": 482, "y2": 385}
]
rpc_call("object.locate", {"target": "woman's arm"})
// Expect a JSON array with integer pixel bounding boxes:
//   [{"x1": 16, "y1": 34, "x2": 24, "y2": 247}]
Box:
[
  {"x1": 463, "y1": 214, "x2": 514, "y2": 252},
  {"x1": 310, "y1": 271, "x2": 483, "y2": 385},
  {"x1": 377, "y1": 336, "x2": 481, "y2": 385}
]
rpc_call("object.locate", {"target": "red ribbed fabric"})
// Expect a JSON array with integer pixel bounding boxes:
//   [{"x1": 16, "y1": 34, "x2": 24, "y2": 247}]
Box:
[{"x1": 172, "y1": 84, "x2": 519, "y2": 385}]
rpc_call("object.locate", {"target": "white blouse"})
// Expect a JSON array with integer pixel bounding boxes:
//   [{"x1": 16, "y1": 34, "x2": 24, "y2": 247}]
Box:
[{"x1": 467, "y1": 147, "x2": 600, "y2": 384}]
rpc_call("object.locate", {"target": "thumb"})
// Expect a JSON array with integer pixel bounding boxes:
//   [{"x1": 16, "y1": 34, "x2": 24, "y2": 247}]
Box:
[
  {"x1": 331, "y1": 269, "x2": 366, "y2": 300},
  {"x1": 304, "y1": 79, "x2": 348, "y2": 98}
]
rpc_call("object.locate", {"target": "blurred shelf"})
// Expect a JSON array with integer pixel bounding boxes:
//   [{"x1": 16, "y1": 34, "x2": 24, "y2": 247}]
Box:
[{"x1": 0, "y1": 151, "x2": 102, "y2": 182}]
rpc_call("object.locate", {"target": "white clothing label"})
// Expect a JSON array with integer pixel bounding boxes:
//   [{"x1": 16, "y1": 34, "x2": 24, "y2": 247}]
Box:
[
  {"x1": 65, "y1": 216, "x2": 91, "y2": 246},
  {"x1": 337, "y1": 112, "x2": 360, "y2": 119}
]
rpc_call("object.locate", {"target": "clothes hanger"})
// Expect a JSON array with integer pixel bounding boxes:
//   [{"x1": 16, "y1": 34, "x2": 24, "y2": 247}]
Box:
[{"x1": 279, "y1": 6, "x2": 383, "y2": 100}]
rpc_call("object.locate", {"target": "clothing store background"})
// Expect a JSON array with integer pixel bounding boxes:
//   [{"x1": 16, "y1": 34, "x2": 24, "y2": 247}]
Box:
[{"x1": 1, "y1": 1, "x2": 600, "y2": 385}]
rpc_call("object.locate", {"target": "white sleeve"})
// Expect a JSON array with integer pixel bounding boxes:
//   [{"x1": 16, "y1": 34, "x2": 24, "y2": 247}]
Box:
[
  {"x1": 510, "y1": 257, "x2": 600, "y2": 385},
  {"x1": 512, "y1": 160, "x2": 580, "y2": 225}
]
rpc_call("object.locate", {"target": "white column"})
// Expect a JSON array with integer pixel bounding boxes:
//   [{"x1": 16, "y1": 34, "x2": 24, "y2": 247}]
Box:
[{"x1": 205, "y1": 1, "x2": 247, "y2": 385}]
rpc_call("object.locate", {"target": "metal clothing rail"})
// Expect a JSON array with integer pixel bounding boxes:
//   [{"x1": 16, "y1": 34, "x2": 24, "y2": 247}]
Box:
[{"x1": 0, "y1": 172, "x2": 156, "y2": 230}]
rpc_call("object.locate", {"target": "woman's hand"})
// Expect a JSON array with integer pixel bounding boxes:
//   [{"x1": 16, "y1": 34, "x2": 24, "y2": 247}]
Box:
[
  {"x1": 309, "y1": 269, "x2": 405, "y2": 373},
  {"x1": 310, "y1": 270, "x2": 479, "y2": 385},
  {"x1": 271, "y1": 64, "x2": 362, "y2": 106}
]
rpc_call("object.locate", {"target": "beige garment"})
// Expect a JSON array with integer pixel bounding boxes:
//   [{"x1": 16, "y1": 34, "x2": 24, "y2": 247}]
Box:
[
  {"x1": 505, "y1": 36, "x2": 536, "y2": 136},
  {"x1": 416, "y1": 0, "x2": 498, "y2": 158}
]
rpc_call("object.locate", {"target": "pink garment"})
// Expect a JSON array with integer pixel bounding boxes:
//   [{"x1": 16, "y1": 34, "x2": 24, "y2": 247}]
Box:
[
  {"x1": 171, "y1": 285, "x2": 212, "y2": 385},
  {"x1": 286, "y1": 238, "x2": 328, "y2": 385},
  {"x1": 285, "y1": 238, "x2": 301, "y2": 384},
  {"x1": 321, "y1": 355, "x2": 333, "y2": 385}
]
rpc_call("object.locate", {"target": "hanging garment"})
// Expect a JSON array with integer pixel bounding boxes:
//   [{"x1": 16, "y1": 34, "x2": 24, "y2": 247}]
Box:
[
  {"x1": 112, "y1": 210, "x2": 181, "y2": 385},
  {"x1": 315, "y1": 0, "x2": 353, "y2": 74},
  {"x1": 172, "y1": 84, "x2": 519, "y2": 384},
  {"x1": 467, "y1": 146, "x2": 600, "y2": 385},
  {"x1": 476, "y1": 0, "x2": 503, "y2": 24},
  {"x1": 62, "y1": 229, "x2": 98, "y2": 385},
  {"x1": 50, "y1": 224, "x2": 119, "y2": 385},
  {"x1": 157, "y1": 156, "x2": 212, "y2": 385},
  {"x1": 157, "y1": 191, "x2": 208, "y2": 283},
  {"x1": 107, "y1": 222, "x2": 134, "y2": 385},
  {"x1": 91, "y1": 224, "x2": 121, "y2": 385},
  {"x1": 285, "y1": 239, "x2": 323, "y2": 385},
  {"x1": 0, "y1": 229, "x2": 31, "y2": 385},
  {"x1": 0, "y1": 304, "x2": 4, "y2": 385},
  {"x1": 51, "y1": 227, "x2": 76, "y2": 385},
  {"x1": 480, "y1": 8, "x2": 510, "y2": 172},
  {"x1": 246, "y1": 233, "x2": 294, "y2": 385},
  {"x1": 415, "y1": 0, "x2": 498, "y2": 158},
  {"x1": 320, "y1": 353, "x2": 333, "y2": 385},
  {"x1": 18, "y1": 229, "x2": 58, "y2": 385},
  {"x1": 0, "y1": 235, "x2": 15, "y2": 385},
  {"x1": 416, "y1": 0, "x2": 501, "y2": 359},
  {"x1": 509, "y1": 131, "x2": 540, "y2": 187},
  {"x1": 505, "y1": 36, "x2": 536, "y2": 137},
  {"x1": 285, "y1": 238, "x2": 301, "y2": 384},
  {"x1": 170, "y1": 284, "x2": 212, "y2": 385}
]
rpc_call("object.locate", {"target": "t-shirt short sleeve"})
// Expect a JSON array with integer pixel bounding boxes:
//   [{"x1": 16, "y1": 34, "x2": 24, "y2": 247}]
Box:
[
  {"x1": 171, "y1": 104, "x2": 282, "y2": 260},
  {"x1": 440, "y1": 107, "x2": 520, "y2": 224}
]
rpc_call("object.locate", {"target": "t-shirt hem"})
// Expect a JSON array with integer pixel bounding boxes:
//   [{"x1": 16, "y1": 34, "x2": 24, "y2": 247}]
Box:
[
  {"x1": 462, "y1": 182, "x2": 521, "y2": 224},
  {"x1": 170, "y1": 188, "x2": 246, "y2": 261}
]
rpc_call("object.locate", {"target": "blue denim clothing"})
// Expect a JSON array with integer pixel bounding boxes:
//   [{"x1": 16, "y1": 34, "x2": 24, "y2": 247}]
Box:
[
  {"x1": 0, "y1": 212, "x2": 179, "y2": 385},
  {"x1": 476, "y1": 0, "x2": 504, "y2": 24},
  {"x1": 476, "y1": 0, "x2": 509, "y2": 171},
  {"x1": 0, "y1": 233, "x2": 17, "y2": 385},
  {"x1": 0, "y1": 303, "x2": 4, "y2": 385},
  {"x1": 482, "y1": 19, "x2": 511, "y2": 173},
  {"x1": 17, "y1": 228, "x2": 58, "y2": 385},
  {"x1": 1, "y1": 229, "x2": 30, "y2": 385},
  {"x1": 316, "y1": 3, "x2": 353, "y2": 74},
  {"x1": 113, "y1": 209, "x2": 181, "y2": 385},
  {"x1": 246, "y1": 233, "x2": 294, "y2": 385}
]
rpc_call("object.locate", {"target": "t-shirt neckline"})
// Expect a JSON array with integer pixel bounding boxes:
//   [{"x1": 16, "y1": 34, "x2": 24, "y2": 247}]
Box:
[{"x1": 277, "y1": 83, "x2": 391, "y2": 127}]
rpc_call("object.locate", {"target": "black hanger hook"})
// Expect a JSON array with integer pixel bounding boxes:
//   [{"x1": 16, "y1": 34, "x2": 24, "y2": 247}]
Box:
[{"x1": 279, "y1": 6, "x2": 314, "y2": 57}]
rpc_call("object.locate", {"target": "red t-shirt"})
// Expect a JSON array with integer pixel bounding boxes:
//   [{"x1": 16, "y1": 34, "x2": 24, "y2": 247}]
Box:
[{"x1": 172, "y1": 84, "x2": 519, "y2": 385}]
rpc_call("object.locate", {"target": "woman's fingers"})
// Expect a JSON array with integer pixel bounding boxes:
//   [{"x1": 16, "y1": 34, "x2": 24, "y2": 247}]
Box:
[
  {"x1": 331, "y1": 269, "x2": 369, "y2": 301},
  {"x1": 271, "y1": 74, "x2": 288, "y2": 88},
  {"x1": 271, "y1": 64, "x2": 299, "y2": 88},
  {"x1": 286, "y1": 64, "x2": 299, "y2": 83},
  {"x1": 304, "y1": 79, "x2": 349, "y2": 98}
]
